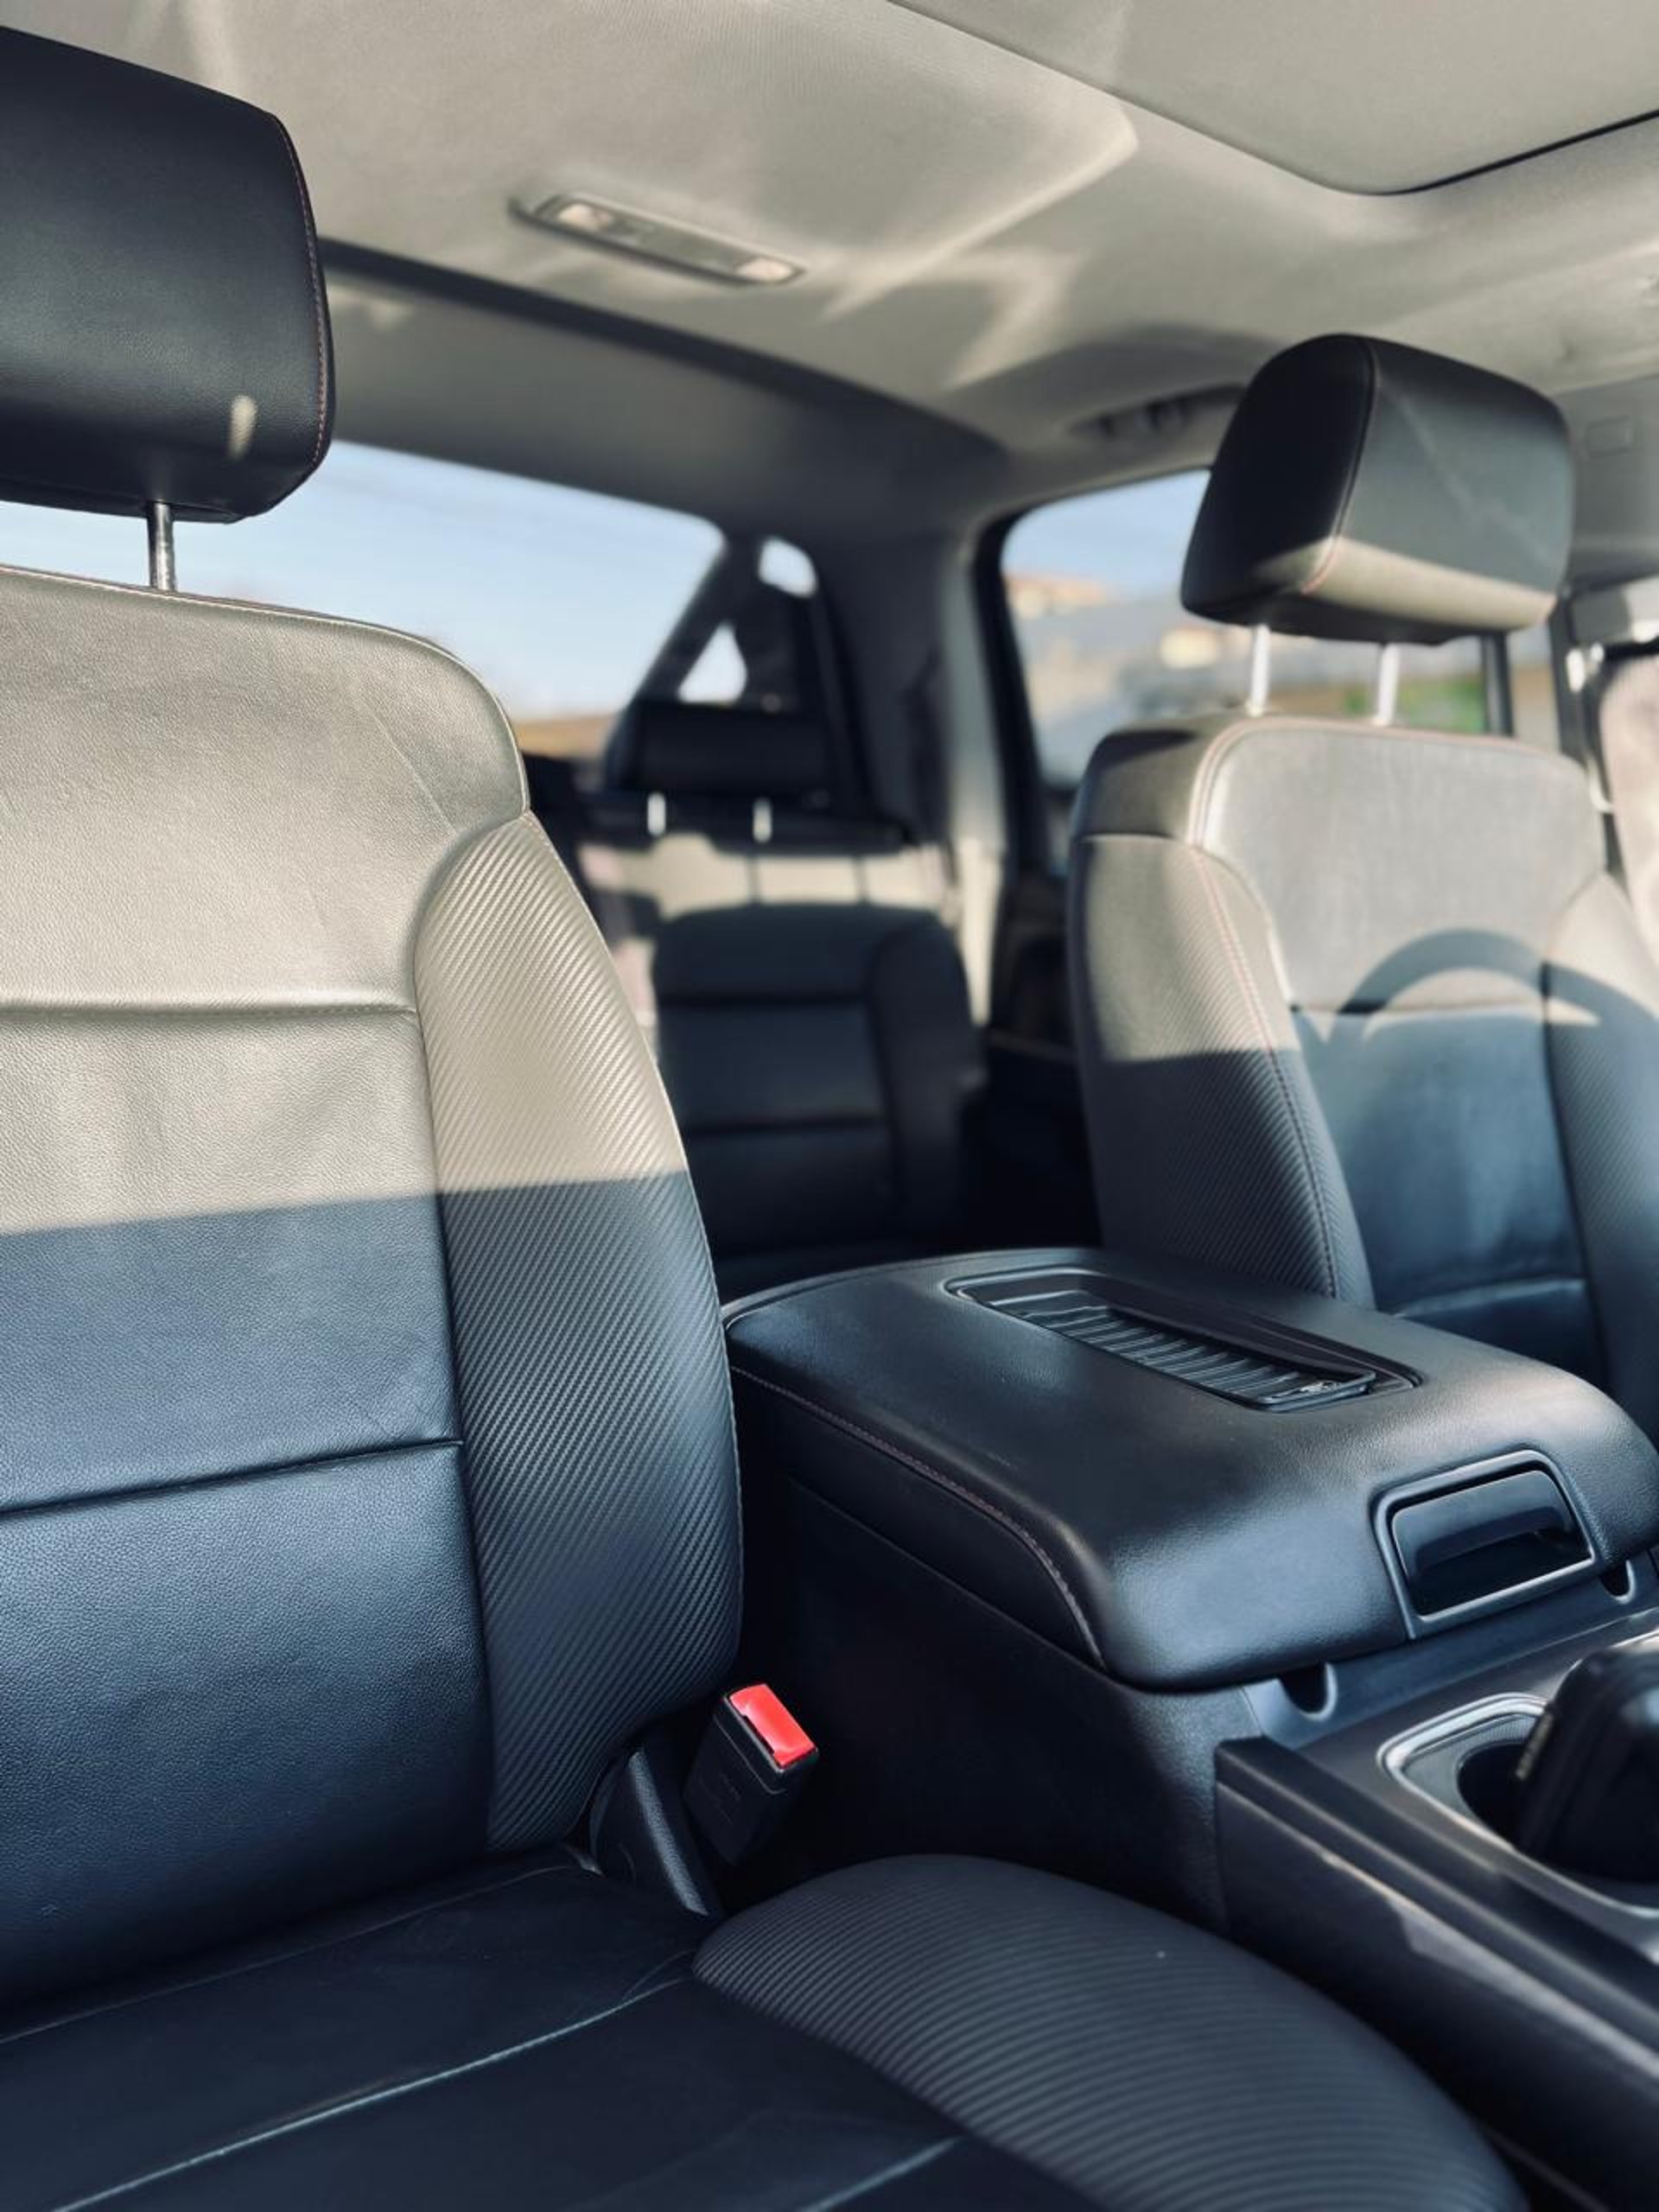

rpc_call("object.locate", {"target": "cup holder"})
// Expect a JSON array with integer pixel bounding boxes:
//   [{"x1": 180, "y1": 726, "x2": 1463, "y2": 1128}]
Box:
[{"x1": 1455, "y1": 1738, "x2": 1526, "y2": 1837}]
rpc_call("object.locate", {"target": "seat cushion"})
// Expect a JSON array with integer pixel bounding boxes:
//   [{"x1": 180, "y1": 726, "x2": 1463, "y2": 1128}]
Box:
[{"x1": 3, "y1": 1853, "x2": 1516, "y2": 2211}]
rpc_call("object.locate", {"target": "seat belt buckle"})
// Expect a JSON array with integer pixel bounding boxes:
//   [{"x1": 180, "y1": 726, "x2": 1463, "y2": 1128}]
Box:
[{"x1": 686, "y1": 1683, "x2": 817, "y2": 1865}]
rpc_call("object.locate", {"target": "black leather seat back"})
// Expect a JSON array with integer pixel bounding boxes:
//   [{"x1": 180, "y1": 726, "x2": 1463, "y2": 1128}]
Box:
[
  {"x1": 654, "y1": 901, "x2": 976, "y2": 1293},
  {"x1": 1071, "y1": 337, "x2": 1659, "y2": 1436},
  {"x1": 550, "y1": 699, "x2": 981, "y2": 1294},
  {"x1": 0, "y1": 32, "x2": 738, "y2": 2007}
]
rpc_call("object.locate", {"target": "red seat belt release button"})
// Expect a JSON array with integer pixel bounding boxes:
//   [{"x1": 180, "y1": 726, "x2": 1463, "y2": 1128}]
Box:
[
  {"x1": 686, "y1": 1683, "x2": 818, "y2": 1864},
  {"x1": 728, "y1": 1683, "x2": 817, "y2": 1770}
]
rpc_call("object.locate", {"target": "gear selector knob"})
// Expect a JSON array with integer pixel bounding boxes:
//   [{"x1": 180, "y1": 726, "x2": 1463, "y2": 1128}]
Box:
[{"x1": 1502, "y1": 1633, "x2": 1659, "y2": 1883}]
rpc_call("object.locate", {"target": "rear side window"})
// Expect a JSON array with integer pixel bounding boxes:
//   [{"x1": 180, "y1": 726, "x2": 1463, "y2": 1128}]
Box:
[
  {"x1": 1, "y1": 442, "x2": 728, "y2": 763},
  {"x1": 1002, "y1": 472, "x2": 1488, "y2": 796}
]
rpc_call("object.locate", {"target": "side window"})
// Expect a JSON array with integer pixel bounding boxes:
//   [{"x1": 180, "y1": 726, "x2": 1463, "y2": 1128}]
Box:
[
  {"x1": 655, "y1": 537, "x2": 825, "y2": 719},
  {"x1": 1002, "y1": 472, "x2": 1491, "y2": 800},
  {"x1": 1591, "y1": 646, "x2": 1659, "y2": 947},
  {"x1": 1508, "y1": 622, "x2": 1562, "y2": 747},
  {"x1": 0, "y1": 442, "x2": 726, "y2": 765}
]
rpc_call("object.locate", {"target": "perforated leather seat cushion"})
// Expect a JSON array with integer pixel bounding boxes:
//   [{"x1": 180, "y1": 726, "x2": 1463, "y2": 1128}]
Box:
[{"x1": 3, "y1": 1855, "x2": 1516, "y2": 2212}]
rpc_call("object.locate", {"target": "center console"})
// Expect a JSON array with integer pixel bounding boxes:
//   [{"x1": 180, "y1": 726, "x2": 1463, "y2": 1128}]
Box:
[{"x1": 726, "y1": 1248, "x2": 1659, "y2": 2205}]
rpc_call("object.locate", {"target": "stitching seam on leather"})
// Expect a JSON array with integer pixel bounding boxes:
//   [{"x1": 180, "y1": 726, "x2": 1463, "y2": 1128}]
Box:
[
  {"x1": 272, "y1": 117, "x2": 329, "y2": 471},
  {"x1": 1187, "y1": 718, "x2": 1264, "y2": 840},
  {"x1": 1185, "y1": 715, "x2": 1588, "y2": 848},
  {"x1": 797, "y1": 2139, "x2": 960, "y2": 2210},
  {"x1": 0, "y1": 1864, "x2": 581, "y2": 2054},
  {"x1": 1185, "y1": 847, "x2": 1342, "y2": 1298},
  {"x1": 48, "y1": 1979, "x2": 688, "y2": 2212},
  {"x1": 729, "y1": 1364, "x2": 1103, "y2": 1665}
]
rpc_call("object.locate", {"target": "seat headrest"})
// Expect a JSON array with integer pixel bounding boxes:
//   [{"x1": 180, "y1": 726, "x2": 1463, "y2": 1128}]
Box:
[
  {"x1": 0, "y1": 30, "x2": 333, "y2": 523},
  {"x1": 1181, "y1": 334, "x2": 1572, "y2": 645},
  {"x1": 605, "y1": 699, "x2": 833, "y2": 800}
]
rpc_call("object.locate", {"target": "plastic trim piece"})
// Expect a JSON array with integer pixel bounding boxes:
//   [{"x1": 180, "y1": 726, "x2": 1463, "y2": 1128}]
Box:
[
  {"x1": 1374, "y1": 1456, "x2": 1598, "y2": 1638},
  {"x1": 950, "y1": 1266, "x2": 1412, "y2": 1410}
]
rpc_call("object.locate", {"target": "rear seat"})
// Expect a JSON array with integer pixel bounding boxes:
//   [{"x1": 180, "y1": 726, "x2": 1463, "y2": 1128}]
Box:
[{"x1": 529, "y1": 699, "x2": 982, "y2": 1295}]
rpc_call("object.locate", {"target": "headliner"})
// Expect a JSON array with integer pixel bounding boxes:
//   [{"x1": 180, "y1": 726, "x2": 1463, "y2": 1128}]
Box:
[{"x1": 10, "y1": 2, "x2": 1659, "y2": 570}]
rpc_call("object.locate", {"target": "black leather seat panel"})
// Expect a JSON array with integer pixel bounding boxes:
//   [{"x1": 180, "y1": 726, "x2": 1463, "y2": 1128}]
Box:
[
  {"x1": 3, "y1": 1856, "x2": 1075, "y2": 2212},
  {"x1": 551, "y1": 705, "x2": 982, "y2": 1297},
  {"x1": 655, "y1": 902, "x2": 978, "y2": 1289},
  {"x1": 1302, "y1": 996, "x2": 1600, "y2": 1375},
  {"x1": 3, "y1": 1852, "x2": 1515, "y2": 2212},
  {"x1": 0, "y1": 1442, "x2": 487, "y2": 2005}
]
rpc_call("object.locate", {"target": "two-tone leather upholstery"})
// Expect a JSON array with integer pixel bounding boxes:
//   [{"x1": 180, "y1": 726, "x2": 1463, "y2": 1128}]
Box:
[
  {"x1": 0, "y1": 38, "x2": 1519, "y2": 2209},
  {"x1": 1071, "y1": 335, "x2": 1659, "y2": 1437}
]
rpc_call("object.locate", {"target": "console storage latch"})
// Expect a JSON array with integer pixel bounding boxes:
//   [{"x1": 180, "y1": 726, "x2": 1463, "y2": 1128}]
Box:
[{"x1": 1386, "y1": 1465, "x2": 1591, "y2": 1623}]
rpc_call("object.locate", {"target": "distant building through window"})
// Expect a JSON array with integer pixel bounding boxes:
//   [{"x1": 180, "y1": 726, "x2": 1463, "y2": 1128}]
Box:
[{"x1": 1002, "y1": 472, "x2": 1542, "y2": 795}]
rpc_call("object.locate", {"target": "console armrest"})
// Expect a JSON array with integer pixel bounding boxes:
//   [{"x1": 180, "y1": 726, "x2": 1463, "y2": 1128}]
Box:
[{"x1": 726, "y1": 1247, "x2": 1659, "y2": 1689}]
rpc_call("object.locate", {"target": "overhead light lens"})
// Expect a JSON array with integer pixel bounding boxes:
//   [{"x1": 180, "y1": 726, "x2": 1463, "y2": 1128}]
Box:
[
  {"x1": 552, "y1": 200, "x2": 615, "y2": 236},
  {"x1": 734, "y1": 254, "x2": 797, "y2": 287},
  {"x1": 515, "y1": 193, "x2": 803, "y2": 288}
]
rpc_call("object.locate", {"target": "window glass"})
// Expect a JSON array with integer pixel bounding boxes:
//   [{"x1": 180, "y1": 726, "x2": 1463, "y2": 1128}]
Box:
[
  {"x1": 1592, "y1": 647, "x2": 1659, "y2": 948},
  {"x1": 1509, "y1": 622, "x2": 1561, "y2": 747},
  {"x1": 663, "y1": 552, "x2": 821, "y2": 717},
  {"x1": 1004, "y1": 473, "x2": 1488, "y2": 793},
  {"x1": 0, "y1": 442, "x2": 724, "y2": 761},
  {"x1": 679, "y1": 626, "x2": 750, "y2": 704}
]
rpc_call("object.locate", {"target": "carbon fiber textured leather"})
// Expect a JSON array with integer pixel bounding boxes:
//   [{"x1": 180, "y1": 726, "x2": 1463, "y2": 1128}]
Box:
[
  {"x1": 1069, "y1": 833, "x2": 1372, "y2": 1301},
  {"x1": 697, "y1": 1856, "x2": 1521, "y2": 2212},
  {"x1": 417, "y1": 815, "x2": 740, "y2": 1847}
]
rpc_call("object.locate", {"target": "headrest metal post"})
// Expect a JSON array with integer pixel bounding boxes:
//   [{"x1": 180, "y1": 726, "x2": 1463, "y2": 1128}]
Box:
[
  {"x1": 146, "y1": 500, "x2": 176, "y2": 594},
  {"x1": 1371, "y1": 642, "x2": 1401, "y2": 726},
  {"x1": 1245, "y1": 624, "x2": 1273, "y2": 715}
]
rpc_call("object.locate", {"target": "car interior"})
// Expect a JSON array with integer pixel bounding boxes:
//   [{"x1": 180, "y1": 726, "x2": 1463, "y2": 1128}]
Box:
[{"x1": 3, "y1": 8, "x2": 1659, "y2": 2209}]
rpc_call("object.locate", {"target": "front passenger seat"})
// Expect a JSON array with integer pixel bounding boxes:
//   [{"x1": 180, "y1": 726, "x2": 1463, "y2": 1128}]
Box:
[
  {"x1": 1071, "y1": 334, "x2": 1659, "y2": 1440},
  {"x1": 0, "y1": 41, "x2": 1516, "y2": 2211}
]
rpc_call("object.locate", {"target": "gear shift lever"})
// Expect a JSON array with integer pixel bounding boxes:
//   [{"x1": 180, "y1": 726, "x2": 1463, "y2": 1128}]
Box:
[{"x1": 1498, "y1": 1634, "x2": 1659, "y2": 1883}]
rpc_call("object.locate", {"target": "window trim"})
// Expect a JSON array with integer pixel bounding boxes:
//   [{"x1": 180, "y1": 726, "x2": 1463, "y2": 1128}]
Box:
[{"x1": 974, "y1": 510, "x2": 1056, "y2": 877}]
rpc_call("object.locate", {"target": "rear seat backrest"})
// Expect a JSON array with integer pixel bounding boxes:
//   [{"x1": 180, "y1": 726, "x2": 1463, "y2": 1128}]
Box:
[{"x1": 531, "y1": 701, "x2": 981, "y2": 1294}]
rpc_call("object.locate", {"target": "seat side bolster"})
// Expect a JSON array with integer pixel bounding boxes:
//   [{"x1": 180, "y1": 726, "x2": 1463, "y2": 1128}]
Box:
[
  {"x1": 1068, "y1": 830, "x2": 1371, "y2": 1304},
  {"x1": 416, "y1": 814, "x2": 741, "y2": 1849},
  {"x1": 1548, "y1": 869, "x2": 1659, "y2": 1441},
  {"x1": 696, "y1": 1856, "x2": 1522, "y2": 2212}
]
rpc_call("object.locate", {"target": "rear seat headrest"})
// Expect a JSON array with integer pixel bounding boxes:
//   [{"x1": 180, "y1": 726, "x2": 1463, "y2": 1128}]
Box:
[
  {"x1": 605, "y1": 699, "x2": 833, "y2": 802},
  {"x1": 0, "y1": 29, "x2": 333, "y2": 523},
  {"x1": 1181, "y1": 333, "x2": 1573, "y2": 645}
]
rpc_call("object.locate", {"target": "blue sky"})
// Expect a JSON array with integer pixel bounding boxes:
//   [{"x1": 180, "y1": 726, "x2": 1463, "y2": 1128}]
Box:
[
  {"x1": 1007, "y1": 469, "x2": 1205, "y2": 599},
  {"x1": 0, "y1": 444, "x2": 1202, "y2": 717},
  {"x1": 0, "y1": 443, "x2": 723, "y2": 719}
]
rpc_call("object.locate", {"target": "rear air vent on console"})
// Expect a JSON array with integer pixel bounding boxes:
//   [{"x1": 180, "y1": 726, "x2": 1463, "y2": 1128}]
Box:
[{"x1": 951, "y1": 1270, "x2": 1408, "y2": 1410}]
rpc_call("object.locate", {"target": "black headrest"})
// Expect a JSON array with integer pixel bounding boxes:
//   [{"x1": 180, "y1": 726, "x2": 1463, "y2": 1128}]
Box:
[
  {"x1": 1182, "y1": 334, "x2": 1572, "y2": 645},
  {"x1": 605, "y1": 700, "x2": 833, "y2": 800},
  {"x1": 0, "y1": 31, "x2": 333, "y2": 522}
]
